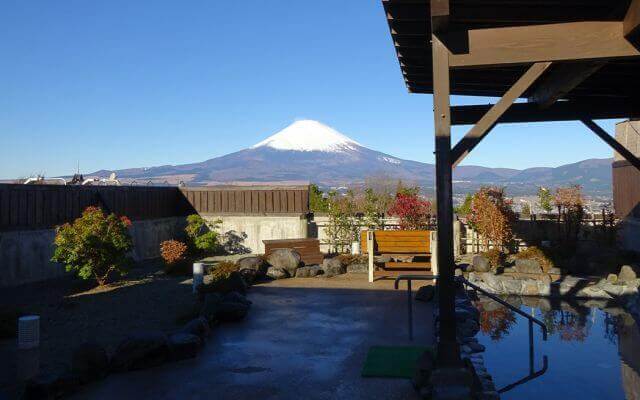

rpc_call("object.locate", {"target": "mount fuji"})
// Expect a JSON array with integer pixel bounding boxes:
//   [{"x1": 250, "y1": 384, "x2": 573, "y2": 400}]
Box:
[{"x1": 90, "y1": 120, "x2": 612, "y2": 195}]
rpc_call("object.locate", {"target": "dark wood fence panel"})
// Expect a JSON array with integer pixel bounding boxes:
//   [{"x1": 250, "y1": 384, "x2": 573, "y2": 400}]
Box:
[
  {"x1": 179, "y1": 186, "x2": 309, "y2": 215},
  {"x1": 0, "y1": 184, "x2": 186, "y2": 231},
  {"x1": 613, "y1": 160, "x2": 640, "y2": 219}
]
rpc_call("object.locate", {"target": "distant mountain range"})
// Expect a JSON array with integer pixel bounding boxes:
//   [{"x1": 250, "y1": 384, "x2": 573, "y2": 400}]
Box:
[{"x1": 90, "y1": 120, "x2": 613, "y2": 196}]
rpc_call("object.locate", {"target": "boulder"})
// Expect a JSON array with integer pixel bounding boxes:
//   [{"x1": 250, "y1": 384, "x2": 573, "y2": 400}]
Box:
[
  {"x1": 181, "y1": 317, "x2": 210, "y2": 341},
  {"x1": 619, "y1": 265, "x2": 639, "y2": 282},
  {"x1": 295, "y1": 265, "x2": 323, "y2": 278},
  {"x1": 237, "y1": 256, "x2": 267, "y2": 274},
  {"x1": 223, "y1": 291, "x2": 252, "y2": 306},
  {"x1": 239, "y1": 268, "x2": 258, "y2": 285},
  {"x1": 322, "y1": 257, "x2": 346, "y2": 277},
  {"x1": 168, "y1": 333, "x2": 202, "y2": 361},
  {"x1": 472, "y1": 255, "x2": 491, "y2": 272},
  {"x1": 200, "y1": 293, "x2": 223, "y2": 323},
  {"x1": 266, "y1": 266, "x2": 289, "y2": 280},
  {"x1": 71, "y1": 342, "x2": 109, "y2": 383},
  {"x1": 216, "y1": 302, "x2": 249, "y2": 322},
  {"x1": 110, "y1": 331, "x2": 170, "y2": 372},
  {"x1": 480, "y1": 273, "x2": 503, "y2": 292},
  {"x1": 266, "y1": 249, "x2": 301, "y2": 276},
  {"x1": 198, "y1": 271, "x2": 247, "y2": 296},
  {"x1": 415, "y1": 285, "x2": 435, "y2": 302},
  {"x1": 454, "y1": 268, "x2": 463, "y2": 277},
  {"x1": 346, "y1": 263, "x2": 368, "y2": 274},
  {"x1": 607, "y1": 273, "x2": 618, "y2": 284},
  {"x1": 515, "y1": 259, "x2": 543, "y2": 274}
]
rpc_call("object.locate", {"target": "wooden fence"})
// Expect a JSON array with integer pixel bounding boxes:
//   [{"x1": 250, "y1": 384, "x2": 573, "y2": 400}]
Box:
[
  {"x1": 0, "y1": 184, "x2": 310, "y2": 231},
  {"x1": 0, "y1": 184, "x2": 186, "y2": 231},
  {"x1": 179, "y1": 186, "x2": 309, "y2": 215}
]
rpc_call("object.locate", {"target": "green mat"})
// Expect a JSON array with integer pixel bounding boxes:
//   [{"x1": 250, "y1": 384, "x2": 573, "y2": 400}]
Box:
[{"x1": 361, "y1": 346, "x2": 432, "y2": 379}]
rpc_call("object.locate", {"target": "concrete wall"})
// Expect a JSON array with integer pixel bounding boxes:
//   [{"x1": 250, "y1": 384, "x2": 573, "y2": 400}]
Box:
[
  {"x1": 0, "y1": 217, "x2": 186, "y2": 287},
  {"x1": 202, "y1": 214, "x2": 308, "y2": 254}
]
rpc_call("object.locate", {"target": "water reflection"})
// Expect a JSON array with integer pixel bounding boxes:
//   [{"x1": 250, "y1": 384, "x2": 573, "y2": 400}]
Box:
[{"x1": 472, "y1": 295, "x2": 640, "y2": 399}]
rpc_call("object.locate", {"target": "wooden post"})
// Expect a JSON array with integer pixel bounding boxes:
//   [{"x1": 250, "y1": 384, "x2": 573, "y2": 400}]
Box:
[
  {"x1": 432, "y1": 35, "x2": 460, "y2": 366},
  {"x1": 367, "y1": 230, "x2": 374, "y2": 283},
  {"x1": 430, "y1": 231, "x2": 438, "y2": 276}
]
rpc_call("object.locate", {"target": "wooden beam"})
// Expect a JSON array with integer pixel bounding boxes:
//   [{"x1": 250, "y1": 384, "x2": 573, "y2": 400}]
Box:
[
  {"x1": 451, "y1": 100, "x2": 640, "y2": 125},
  {"x1": 432, "y1": 32, "x2": 460, "y2": 366},
  {"x1": 451, "y1": 62, "x2": 552, "y2": 167},
  {"x1": 625, "y1": 0, "x2": 640, "y2": 47},
  {"x1": 582, "y1": 119, "x2": 640, "y2": 172},
  {"x1": 446, "y1": 21, "x2": 640, "y2": 68},
  {"x1": 430, "y1": 0, "x2": 449, "y2": 33},
  {"x1": 529, "y1": 62, "x2": 606, "y2": 108}
]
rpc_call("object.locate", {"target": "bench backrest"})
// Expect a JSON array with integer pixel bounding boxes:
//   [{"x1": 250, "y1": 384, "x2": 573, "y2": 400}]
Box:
[
  {"x1": 263, "y1": 238, "x2": 323, "y2": 265},
  {"x1": 360, "y1": 230, "x2": 432, "y2": 254}
]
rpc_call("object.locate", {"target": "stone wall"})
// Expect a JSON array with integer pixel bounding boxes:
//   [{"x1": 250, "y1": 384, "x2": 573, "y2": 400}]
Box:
[
  {"x1": 202, "y1": 214, "x2": 308, "y2": 254},
  {"x1": 0, "y1": 217, "x2": 186, "y2": 287}
]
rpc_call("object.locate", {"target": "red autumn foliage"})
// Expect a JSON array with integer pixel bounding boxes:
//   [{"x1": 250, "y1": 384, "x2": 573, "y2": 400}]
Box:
[{"x1": 387, "y1": 193, "x2": 432, "y2": 230}]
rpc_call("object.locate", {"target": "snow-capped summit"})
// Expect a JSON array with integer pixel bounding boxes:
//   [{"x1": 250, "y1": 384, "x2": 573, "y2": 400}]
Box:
[{"x1": 251, "y1": 120, "x2": 361, "y2": 152}]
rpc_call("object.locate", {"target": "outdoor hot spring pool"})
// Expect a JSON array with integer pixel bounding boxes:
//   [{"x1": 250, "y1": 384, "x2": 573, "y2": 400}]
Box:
[{"x1": 474, "y1": 296, "x2": 639, "y2": 399}]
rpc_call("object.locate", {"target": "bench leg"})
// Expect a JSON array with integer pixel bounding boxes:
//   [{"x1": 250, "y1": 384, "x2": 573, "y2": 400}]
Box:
[{"x1": 367, "y1": 231, "x2": 374, "y2": 283}]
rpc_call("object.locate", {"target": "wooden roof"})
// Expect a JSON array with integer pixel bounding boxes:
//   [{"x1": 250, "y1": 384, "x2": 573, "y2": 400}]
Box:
[{"x1": 384, "y1": 0, "x2": 640, "y2": 103}]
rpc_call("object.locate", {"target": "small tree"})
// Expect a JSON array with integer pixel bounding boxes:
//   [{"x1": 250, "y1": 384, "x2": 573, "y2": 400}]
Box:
[
  {"x1": 387, "y1": 192, "x2": 432, "y2": 230},
  {"x1": 185, "y1": 214, "x2": 221, "y2": 255},
  {"x1": 537, "y1": 187, "x2": 553, "y2": 213},
  {"x1": 454, "y1": 193, "x2": 473, "y2": 217},
  {"x1": 467, "y1": 187, "x2": 516, "y2": 251},
  {"x1": 554, "y1": 185, "x2": 584, "y2": 244},
  {"x1": 51, "y1": 206, "x2": 132, "y2": 285},
  {"x1": 309, "y1": 184, "x2": 329, "y2": 213},
  {"x1": 362, "y1": 187, "x2": 385, "y2": 229},
  {"x1": 324, "y1": 191, "x2": 359, "y2": 253}
]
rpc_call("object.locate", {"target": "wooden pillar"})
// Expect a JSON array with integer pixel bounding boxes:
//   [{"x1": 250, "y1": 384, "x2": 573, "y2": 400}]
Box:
[{"x1": 432, "y1": 35, "x2": 461, "y2": 366}]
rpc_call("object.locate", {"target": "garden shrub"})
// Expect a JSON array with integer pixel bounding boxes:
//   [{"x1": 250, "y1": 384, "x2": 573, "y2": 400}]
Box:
[
  {"x1": 467, "y1": 187, "x2": 516, "y2": 251},
  {"x1": 51, "y1": 206, "x2": 132, "y2": 285},
  {"x1": 387, "y1": 192, "x2": 432, "y2": 230},
  {"x1": 515, "y1": 246, "x2": 554, "y2": 273},
  {"x1": 160, "y1": 240, "x2": 190, "y2": 275},
  {"x1": 481, "y1": 248, "x2": 505, "y2": 269},
  {"x1": 198, "y1": 261, "x2": 246, "y2": 295},
  {"x1": 185, "y1": 214, "x2": 222, "y2": 256}
]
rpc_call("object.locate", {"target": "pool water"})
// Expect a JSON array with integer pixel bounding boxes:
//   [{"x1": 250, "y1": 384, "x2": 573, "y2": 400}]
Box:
[{"x1": 474, "y1": 296, "x2": 640, "y2": 400}]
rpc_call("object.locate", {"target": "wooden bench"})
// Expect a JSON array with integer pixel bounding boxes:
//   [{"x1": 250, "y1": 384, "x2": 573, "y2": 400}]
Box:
[
  {"x1": 360, "y1": 230, "x2": 435, "y2": 282},
  {"x1": 263, "y1": 238, "x2": 324, "y2": 266}
]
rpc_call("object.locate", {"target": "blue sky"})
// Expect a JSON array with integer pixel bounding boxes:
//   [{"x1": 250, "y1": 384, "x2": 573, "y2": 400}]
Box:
[{"x1": 0, "y1": 1, "x2": 619, "y2": 179}]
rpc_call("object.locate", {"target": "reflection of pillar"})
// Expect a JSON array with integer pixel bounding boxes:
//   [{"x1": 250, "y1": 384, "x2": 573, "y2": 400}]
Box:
[{"x1": 619, "y1": 314, "x2": 640, "y2": 400}]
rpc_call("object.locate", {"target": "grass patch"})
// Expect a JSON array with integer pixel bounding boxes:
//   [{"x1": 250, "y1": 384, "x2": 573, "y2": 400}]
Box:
[{"x1": 361, "y1": 346, "x2": 433, "y2": 379}]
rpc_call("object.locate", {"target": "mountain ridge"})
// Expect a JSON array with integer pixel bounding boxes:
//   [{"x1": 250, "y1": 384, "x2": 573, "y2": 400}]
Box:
[{"x1": 89, "y1": 120, "x2": 613, "y2": 195}]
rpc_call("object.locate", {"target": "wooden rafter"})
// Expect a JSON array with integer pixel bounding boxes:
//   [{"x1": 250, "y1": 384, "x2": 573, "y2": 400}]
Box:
[
  {"x1": 528, "y1": 62, "x2": 606, "y2": 108},
  {"x1": 451, "y1": 100, "x2": 640, "y2": 125},
  {"x1": 625, "y1": 0, "x2": 640, "y2": 47},
  {"x1": 446, "y1": 21, "x2": 640, "y2": 68},
  {"x1": 581, "y1": 119, "x2": 640, "y2": 172},
  {"x1": 450, "y1": 62, "x2": 552, "y2": 167}
]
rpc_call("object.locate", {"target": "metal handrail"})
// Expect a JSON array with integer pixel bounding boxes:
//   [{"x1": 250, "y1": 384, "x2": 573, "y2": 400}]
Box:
[
  {"x1": 456, "y1": 276, "x2": 548, "y2": 340},
  {"x1": 394, "y1": 274, "x2": 438, "y2": 340}
]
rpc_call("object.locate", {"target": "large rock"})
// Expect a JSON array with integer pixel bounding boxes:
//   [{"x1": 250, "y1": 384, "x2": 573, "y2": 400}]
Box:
[
  {"x1": 216, "y1": 302, "x2": 249, "y2": 322},
  {"x1": 223, "y1": 291, "x2": 252, "y2": 306},
  {"x1": 515, "y1": 259, "x2": 543, "y2": 274},
  {"x1": 346, "y1": 263, "x2": 368, "y2": 274},
  {"x1": 110, "y1": 331, "x2": 170, "y2": 372},
  {"x1": 415, "y1": 285, "x2": 435, "y2": 302},
  {"x1": 322, "y1": 257, "x2": 346, "y2": 277},
  {"x1": 200, "y1": 293, "x2": 223, "y2": 323},
  {"x1": 238, "y1": 257, "x2": 268, "y2": 284},
  {"x1": 619, "y1": 265, "x2": 639, "y2": 282},
  {"x1": 472, "y1": 255, "x2": 491, "y2": 272},
  {"x1": 266, "y1": 266, "x2": 289, "y2": 280},
  {"x1": 71, "y1": 342, "x2": 109, "y2": 383},
  {"x1": 266, "y1": 249, "x2": 301, "y2": 276},
  {"x1": 480, "y1": 273, "x2": 503, "y2": 292},
  {"x1": 181, "y1": 317, "x2": 210, "y2": 341},
  {"x1": 168, "y1": 333, "x2": 201, "y2": 361},
  {"x1": 237, "y1": 256, "x2": 267, "y2": 273},
  {"x1": 198, "y1": 271, "x2": 247, "y2": 296},
  {"x1": 295, "y1": 265, "x2": 322, "y2": 278}
]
